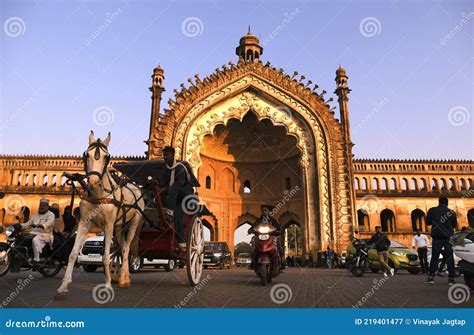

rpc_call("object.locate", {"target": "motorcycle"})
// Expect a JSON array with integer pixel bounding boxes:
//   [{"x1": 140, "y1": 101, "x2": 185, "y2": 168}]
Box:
[
  {"x1": 451, "y1": 231, "x2": 474, "y2": 290},
  {"x1": 249, "y1": 223, "x2": 280, "y2": 286},
  {"x1": 0, "y1": 224, "x2": 63, "y2": 278},
  {"x1": 348, "y1": 238, "x2": 371, "y2": 277}
]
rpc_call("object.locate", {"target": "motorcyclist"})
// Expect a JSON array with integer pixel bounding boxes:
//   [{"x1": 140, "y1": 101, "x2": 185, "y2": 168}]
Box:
[
  {"x1": 248, "y1": 204, "x2": 285, "y2": 269},
  {"x1": 20, "y1": 198, "x2": 55, "y2": 264}
]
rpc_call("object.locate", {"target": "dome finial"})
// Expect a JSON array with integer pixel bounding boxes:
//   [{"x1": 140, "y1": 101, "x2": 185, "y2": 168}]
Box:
[
  {"x1": 335, "y1": 65, "x2": 348, "y2": 89},
  {"x1": 236, "y1": 28, "x2": 263, "y2": 62},
  {"x1": 336, "y1": 65, "x2": 347, "y2": 76}
]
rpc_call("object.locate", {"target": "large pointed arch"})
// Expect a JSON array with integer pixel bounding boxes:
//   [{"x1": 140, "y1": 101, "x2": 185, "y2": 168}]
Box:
[
  {"x1": 175, "y1": 88, "x2": 322, "y2": 251},
  {"x1": 149, "y1": 61, "x2": 355, "y2": 253},
  {"x1": 152, "y1": 61, "x2": 342, "y2": 155}
]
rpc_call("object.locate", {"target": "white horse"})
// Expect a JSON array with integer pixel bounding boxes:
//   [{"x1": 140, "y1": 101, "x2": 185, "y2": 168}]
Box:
[{"x1": 55, "y1": 131, "x2": 144, "y2": 299}]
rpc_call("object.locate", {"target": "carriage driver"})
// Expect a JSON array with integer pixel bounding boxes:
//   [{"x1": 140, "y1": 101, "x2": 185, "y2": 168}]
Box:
[
  {"x1": 162, "y1": 146, "x2": 194, "y2": 249},
  {"x1": 20, "y1": 198, "x2": 55, "y2": 264}
]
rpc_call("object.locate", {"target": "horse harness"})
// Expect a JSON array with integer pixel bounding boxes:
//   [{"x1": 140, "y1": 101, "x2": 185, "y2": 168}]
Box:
[{"x1": 75, "y1": 140, "x2": 141, "y2": 225}]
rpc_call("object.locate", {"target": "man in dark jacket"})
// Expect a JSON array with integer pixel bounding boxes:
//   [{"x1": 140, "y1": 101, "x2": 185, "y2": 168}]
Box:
[
  {"x1": 162, "y1": 146, "x2": 194, "y2": 249},
  {"x1": 368, "y1": 226, "x2": 393, "y2": 277},
  {"x1": 251, "y1": 205, "x2": 281, "y2": 231},
  {"x1": 248, "y1": 204, "x2": 284, "y2": 269},
  {"x1": 426, "y1": 197, "x2": 457, "y2": 285},
  {"x1": 62, "y1": 206, "x2": 77, "y2": 235}
]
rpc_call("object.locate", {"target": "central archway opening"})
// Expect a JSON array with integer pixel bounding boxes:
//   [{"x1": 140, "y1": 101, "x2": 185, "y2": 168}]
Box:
[
  {"x1": 197, "y1": 111, "x2": 305, "y2": 255},
  {"x1": 283, "y1": 220, "x2": 303, "y2": 266}
]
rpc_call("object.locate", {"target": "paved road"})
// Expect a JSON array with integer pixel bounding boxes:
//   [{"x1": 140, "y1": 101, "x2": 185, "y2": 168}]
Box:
[{"x1": 0, "y1": 267, "x2": 472, "y2": 308}]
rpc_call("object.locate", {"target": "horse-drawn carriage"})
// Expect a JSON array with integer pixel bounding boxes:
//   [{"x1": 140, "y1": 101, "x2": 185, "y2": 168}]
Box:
[{"x1": 55, "y1": 132, "x2": 207, "y2": 299}]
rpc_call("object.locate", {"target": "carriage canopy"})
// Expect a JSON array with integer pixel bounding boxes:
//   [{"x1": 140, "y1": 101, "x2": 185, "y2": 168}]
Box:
[{"x1": 113, "y1": 160, "x2": 200, "y2": 187}]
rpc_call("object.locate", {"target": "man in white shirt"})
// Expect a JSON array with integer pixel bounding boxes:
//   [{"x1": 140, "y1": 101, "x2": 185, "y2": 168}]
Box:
[
  {"x1": 21, "y1": 198, "x2": 55, "y2": 263},
  {"x1": 412, "y1": 228, "x2": 430, "y2": 274}
]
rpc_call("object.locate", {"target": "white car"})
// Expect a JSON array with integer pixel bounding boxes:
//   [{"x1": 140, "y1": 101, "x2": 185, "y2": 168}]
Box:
[
  {"x1": 426, "y1": 245, "x2": 461, "y2": 273},
  {"x1": 77, "y1": 234, "x2": 176, "y2": 273},
  {"x1": 235, "y1": 253, "x2": 251, "y2": 267},
  {"x1": 339, "y1": 251, "x2": 347, "y2": 267},
  {"x1": 452, "y1": 231, "x2": 474, "y2": 289}
]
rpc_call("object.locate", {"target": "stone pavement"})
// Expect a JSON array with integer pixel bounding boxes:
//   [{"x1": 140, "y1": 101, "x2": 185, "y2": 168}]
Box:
[{"x1": 0, "y1": 267, "x2": 472, "y2": 308}]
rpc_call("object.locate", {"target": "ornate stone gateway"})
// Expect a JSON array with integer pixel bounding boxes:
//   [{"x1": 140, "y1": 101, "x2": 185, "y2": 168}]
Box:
[
  {"x1": 146, "y1": 31, "x2": 357, "y2": 255},
  {"x1": 1, "y1": 32, "x2": 473, "y2": 257}
]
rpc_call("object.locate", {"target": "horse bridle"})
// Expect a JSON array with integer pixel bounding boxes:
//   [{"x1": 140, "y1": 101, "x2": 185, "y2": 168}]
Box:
[
  {"x1": 82, "y1": 140, "x2": 111, "y2": 180},
  {"x1": 79, "y1": 140, "x2": 136, "y2": 226}
]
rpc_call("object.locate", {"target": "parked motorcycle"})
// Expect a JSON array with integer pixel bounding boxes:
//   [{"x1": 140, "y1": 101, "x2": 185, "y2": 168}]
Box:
[
  {"x1": 452, "y1": 231, "x2": 474, "y2": 290},
  {"x1": 0, "y1": 224, "x2": 63, "y2": 278},
  {"x1": 249, "y1": 223, "x2": 280, "y2": 286},
  {"x1": 348, "y1": 238, "x2": 371, "y2": 277}
]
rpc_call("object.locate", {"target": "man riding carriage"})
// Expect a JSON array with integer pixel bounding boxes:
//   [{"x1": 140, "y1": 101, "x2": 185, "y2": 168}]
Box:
[
  {"x1": 55, "y1": 131, "x2": 206, "y2": 300},
  {"x1": 161, "y1": 146, "x2": 196, "y2": 250}
]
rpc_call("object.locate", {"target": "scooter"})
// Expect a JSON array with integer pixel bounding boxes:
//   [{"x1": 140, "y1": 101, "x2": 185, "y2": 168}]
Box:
[
  {"x1": 451, "y1": 231, "x2": 474, "y2": 289},
  {"x1": 0, "y1": 224, "x2": 63, "y2": 278},
  {"x1": 249, "y1": 223, "x2": 280, "y2": 286}
]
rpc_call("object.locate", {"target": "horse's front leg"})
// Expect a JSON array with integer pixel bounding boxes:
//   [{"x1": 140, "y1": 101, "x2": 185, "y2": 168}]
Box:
[
  {"x1": 55, "y1": 222, "x2": 89, "y2": 299},
  {"x1": 118, "y1": 213, "x2": 142, "y2": 288},
  {"x1": 102, "y1": 220, "x2": 114, "y2": 289}
]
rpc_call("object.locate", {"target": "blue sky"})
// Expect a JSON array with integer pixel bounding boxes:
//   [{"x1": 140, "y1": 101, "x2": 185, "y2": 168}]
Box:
[{"x1": 1, "y1": 0, "x2": 472, "y2": 160}]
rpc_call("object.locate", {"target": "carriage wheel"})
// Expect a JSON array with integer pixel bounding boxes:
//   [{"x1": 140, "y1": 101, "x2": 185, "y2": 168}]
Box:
[{"x1": 186, "y1": 217, "x2": 204, "y2": 286}]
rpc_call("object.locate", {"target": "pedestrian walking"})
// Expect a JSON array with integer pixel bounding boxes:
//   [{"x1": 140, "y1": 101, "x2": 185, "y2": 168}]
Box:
[
  {"x1": 325, "y1": 247, "x2": 334, "y2": 269},
  {"x1": 308, "y1": 252, "x2": 314, "y2": 268},
  {"x1": 412, "y1": 228, "x2": 430, "y2": 274},
  {"x1": 368, "y1": 226, "x2": 394, "y2": 277}
]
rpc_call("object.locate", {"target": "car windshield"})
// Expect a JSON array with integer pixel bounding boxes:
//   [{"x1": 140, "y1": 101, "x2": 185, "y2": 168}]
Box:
[
  {"x1": 205, "y1": 243, "x2": 223, "y2": 251},
  {"x1": 238, "y1": 253, "x2": 250, "y2": 258},
  {"x1": 390, "y1": 240, "x2": 407, "y2": 249}
]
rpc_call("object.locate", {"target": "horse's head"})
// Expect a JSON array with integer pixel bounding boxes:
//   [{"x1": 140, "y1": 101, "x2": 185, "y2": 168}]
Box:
[{"x1": 83, "y1": 130, "x2": 111, "y2": 189}]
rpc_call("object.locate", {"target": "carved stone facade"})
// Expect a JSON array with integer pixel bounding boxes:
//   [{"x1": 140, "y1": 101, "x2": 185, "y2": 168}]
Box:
[
  {"x1": 1, "y1": 32, "x2": 473, "y2": 255},
  {"x1": 353, "y1": 159, "x2": 474, "y2": 247}
]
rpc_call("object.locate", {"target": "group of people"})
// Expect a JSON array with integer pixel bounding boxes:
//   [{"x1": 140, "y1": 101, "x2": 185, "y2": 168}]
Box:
[
  {"x1": 162, "y1": 145, "x2": 466, "y2": 284},
  {"x1": 285, "y1": 254, "x2": 316, "y2": 268},
  {"x1": 15, "y1": 198, "x2": 79, "y2": 264},
  {"x1": 283, "y1": 249, "x2": 345, "y2": 268},
  {"x1": 368, "y1": 196, "x2": 459, "y2": 284}
]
